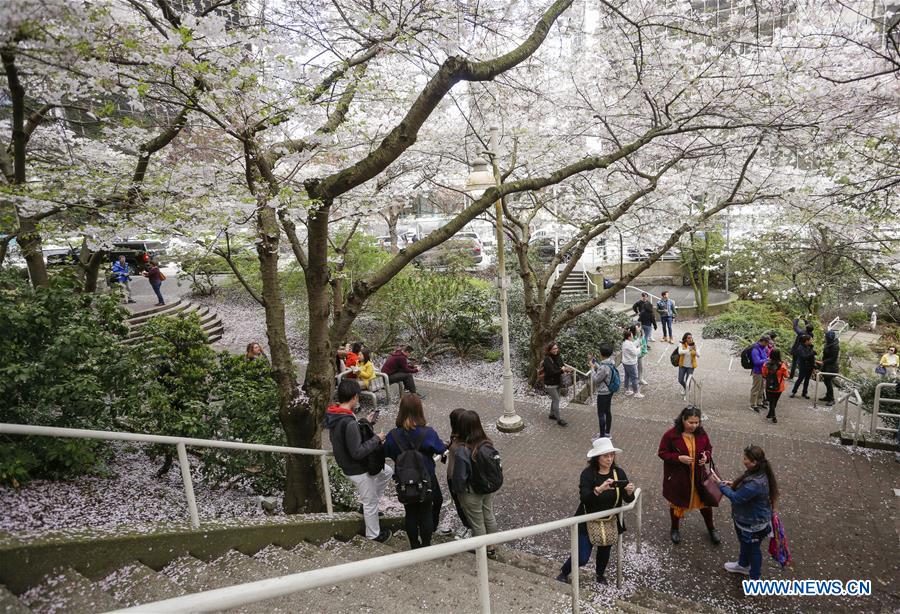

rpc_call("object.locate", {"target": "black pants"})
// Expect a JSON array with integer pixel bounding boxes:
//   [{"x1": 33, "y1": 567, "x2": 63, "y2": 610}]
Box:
[
  {"x1": 596, "y1": 394, "x2": 612, "y2": 437},
  {"x1": 560, "y1": 523, "x2": 612, "y2": 579},
  {"x1": 792, "y1": 365, "x2": 812, "y2": 396},
  {"x1": 766, "y1": 391, "x2": 782, "y2": 419},
  {"x1": 403, "y1": 474, "x2": 443, "y2": 548},
  {"x1": 788, "y1": 352, "x2": 798, "y2": 378},
  {"x1": 822, "y1": 374, "x2": 835, "y2": 402},
  {"x1": 388, "y1": 372, "x2": 417, "y2": 393},
  {"x1": 670, "y1": 506, "x2": 715, "y2": 531}
]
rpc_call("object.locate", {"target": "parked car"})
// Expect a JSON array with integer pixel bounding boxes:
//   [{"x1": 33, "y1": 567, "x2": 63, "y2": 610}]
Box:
[
  {"x1": 530, "y1": 237, "x2": 574, "y2": 264},
  {"x1": 626, "y1": 247, "x2": 680, "y2": 261},
  {"x1": 415, "y1": 233, "x2": 483, "y2": 269},
  {"x1": 46, "y1": 239, "x2": 168, "y2": 272}
]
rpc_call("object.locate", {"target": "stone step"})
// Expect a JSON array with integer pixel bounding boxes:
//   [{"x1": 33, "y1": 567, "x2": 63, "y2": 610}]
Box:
[
  {"x1": 127, "y1": 305, "x2": 211, "y2": 333},
  {"x1": 127, "y1": 300, "x2": 192, "y2": 325},
  {"x1": 98, "y1": 561, "x2": 187, "y2": 607},
  {"x1": 623, "y1": 587, "x2": 729, "y2": 614},
  {"x1": 126, "y1": 297, "x2": 184, "y2": 321},
  {"x1": 18, "y1": 568, "x2": 121, "y2": 614},
  {"x1": 163, "y1": 550, "x2": 273, "y2": 594},
  {"x1": 0, "y1": 585, "x2": 29, "y2": 614}
]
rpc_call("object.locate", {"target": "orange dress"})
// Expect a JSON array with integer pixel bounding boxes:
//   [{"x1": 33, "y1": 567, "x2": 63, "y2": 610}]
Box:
[{"x1": 670, "y1": 433, "x2": 704, "y2": 518}]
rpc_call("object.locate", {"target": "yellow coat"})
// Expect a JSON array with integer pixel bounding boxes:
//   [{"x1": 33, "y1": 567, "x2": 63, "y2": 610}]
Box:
[{"x1": 358, "y1": 361, "x2": 376, "y2": 389}]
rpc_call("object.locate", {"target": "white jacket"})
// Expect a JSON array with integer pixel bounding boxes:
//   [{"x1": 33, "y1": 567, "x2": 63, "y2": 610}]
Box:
[{"x1": 621, "y1": 339, "x2": 640, "y2": 366}]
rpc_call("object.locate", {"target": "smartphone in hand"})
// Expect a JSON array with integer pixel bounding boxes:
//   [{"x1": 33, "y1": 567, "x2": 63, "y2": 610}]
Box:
[{"x1": 610, "y1": 479, "x2": 629, "y2": 488}]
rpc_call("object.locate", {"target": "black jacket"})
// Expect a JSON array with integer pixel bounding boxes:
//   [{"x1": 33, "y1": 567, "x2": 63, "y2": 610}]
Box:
[
  {"x1": 543, "y1": 354, "x2": 564, "y2": 386},
  {"x1": 324, "y1": 410, "x2": 381, "y2": 476},
  {"x1": 791, "y1": 318, "x2": 809, "y2": 354},
  {"x1": 632, "y1": 299, "x2": 652, "y2": 316},
  {"x1": 794, "y1": 343, "x2": 816, "y2": 369},
  {"x1": 822, "y1": 334, "x2": 840, "y2": 371},
  {"x1": 574, "y1": 465, "x2": 635, "y2": 531},
  {"x1": 637, "y1": 307, "x2": 657, "y2": 327}
]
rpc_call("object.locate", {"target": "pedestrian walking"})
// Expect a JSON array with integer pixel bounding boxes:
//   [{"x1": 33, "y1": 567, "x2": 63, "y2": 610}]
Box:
[
  {"x1": 111, "y1": 255, "x2": 136, "y2": 304},
  {"x1": 788, "y1": 317, "x2": 814, "y2": 379},
  {"x1": 636, "y1": 301, "x2": 658, "y2": 343},
  {"x1": 543, "y1": 342, "x2": 574, "y2": 427},
  {"x1": 450, "y1": 410, "x2": 502, "y2": 555},
  {"x1": 555, "y1": 437, "x2": 636, "y2": 586},
  {"x1": 789, "y1": 335, "x2": 815, "y2": 399},
  {"x1": 714, "y1": 445, "x2": 779, "y2": 581},
  {"x1": 621, "y1": 330, "x2": 643, "y2": 398},
  {"x1": 444, "y1": 408, "x2": 472, "y2": 540},
  {"x1": 656, "y1": 290, "x2": 677, "y2": 343},
  {"x1": 588, "y1": 344, "x2": 618, "y2": 438},
  {"x1": 677, "y1": 333, "x2": 699, "y2": 400},
  {"x1": 818, "y1": 331, "x2": 840, "y2": 405},
  {"x1": 141, "y1": 258, "x2": 165, "y2": 305},
  {"x1": 749, "y1": 335, "x2": 770, "y2": 411},
  {"x1": 629, "y1": 324, "x2": 649, "y2": 385},
  {"x1": 878, "y1": 346, "x2": 898, "y2": 379},
  {"x1": 761, "y1": 349, "x2": 789, "y2": 424},
  {"x1": 384, "y1": 394, "x2": 447, "y2": 549},
  {"x1": 324, "y1": 379, "x2": 393, "y2": 543},
  {"x1": 658, "y1": 406, "x2": 720, "y2": 545}
]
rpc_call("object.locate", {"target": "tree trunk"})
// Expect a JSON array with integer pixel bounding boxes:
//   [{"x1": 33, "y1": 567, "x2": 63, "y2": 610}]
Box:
[
  {"x1": 387, "y1": 220, "x2": 399, "y2": 255},
  {"x1": 526, "y1": 311, "x2": 554, "y2": 387},
  {"x1": 255, "y1": 201, "x2": 325, "y2": 514},
  {"x1": 17, "y1": 215, "x2": 48, "y2": 288}
]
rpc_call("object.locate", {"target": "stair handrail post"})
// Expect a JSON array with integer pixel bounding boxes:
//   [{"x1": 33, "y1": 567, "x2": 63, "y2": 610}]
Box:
[
  {"x1": 176, "y1": 442, "x2": 200, "y2": 529},
  {"x1": 476, "y1": 545, "x2": 491, "y2": 614},
  {"x1": 319, "y1": 454, "x2": 334, "y2": 515},
  {"x1": 616, "y1": 511, "x2": 624, "y2": 589},
  {"x1": 635, "y1": 490, "x2": 643, "y2": 554},
  {"x1": 570, "y1": 524, "x2": 580, "y2": 614}
]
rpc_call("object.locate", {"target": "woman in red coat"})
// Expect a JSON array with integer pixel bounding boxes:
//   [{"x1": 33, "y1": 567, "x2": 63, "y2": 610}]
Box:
[{"x1": 658, "y1": 406, "x2": 720, "y2": 545}]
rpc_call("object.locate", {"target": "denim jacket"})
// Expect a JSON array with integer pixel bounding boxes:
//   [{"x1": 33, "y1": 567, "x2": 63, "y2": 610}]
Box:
[{"x1": 720, "y1": 473, "x2": 772, "y2": 532}]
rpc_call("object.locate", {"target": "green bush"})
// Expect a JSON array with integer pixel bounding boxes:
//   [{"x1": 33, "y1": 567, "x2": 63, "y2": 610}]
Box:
[
  {"x1": 846, "y1": 310, "x2": 870, "y2": 329},
  {"x1": 0, "y1": 271, "x2": 141, "y2": 485},
  {"x1": 445, "y1": 284, "x2": 498, "y2": 358},
  {"x1": 203, "y1": 353, "x2": 284, "y2": 495},
  {"x1": 483, "y1": 349, "x2": 502, "y2": 362},
  {"x1": 329, "y1": 460, "x2": 361, "y2": 512},
  {"x1": 702, "y1": 301, "x2": 799, "y2": 353}
]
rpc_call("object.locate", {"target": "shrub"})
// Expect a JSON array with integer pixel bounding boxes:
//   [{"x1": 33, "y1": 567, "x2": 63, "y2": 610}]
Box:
[
  {"x1": 0, "y1": 271, "x2": 141, "y2": 486},
  {"x1": 445, "y1": 284, "x2": 498, "y2": 358},
  {"x1": 702, "y1": 301, "x2": 798, "y2": 353},
  {"x1": 846, "y1": 310, "x2": 870, "y2": 329},
  {"x1": 483, "y1": 349, "x2": 502, "y2": 362}
]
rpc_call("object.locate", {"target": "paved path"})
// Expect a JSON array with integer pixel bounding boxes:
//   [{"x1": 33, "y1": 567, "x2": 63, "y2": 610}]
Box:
[{"x1": 385, "y1": 320, "x2": 900, "y2": 613}]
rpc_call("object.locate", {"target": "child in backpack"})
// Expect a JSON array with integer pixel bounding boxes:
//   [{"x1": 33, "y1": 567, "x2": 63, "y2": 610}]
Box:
[
  {"x1": 761, "y1": 349, "x2": 789, "y2": 424},
  {"x1": 588, "y1": 344, "x2": 617, "y2": 438},
  {"x1": 445, "y1": 408, "x2": 472, "y2": 539},
  {"x1": 384, "y1": 394, "x2": 447, "y2": 549},
  {"x1": 450, "y1": 410, "x2": 500, "y2": 556}
]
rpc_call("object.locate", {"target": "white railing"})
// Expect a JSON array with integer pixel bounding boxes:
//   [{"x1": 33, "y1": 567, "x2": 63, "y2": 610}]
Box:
[
  {"x1": 564, "y1": 363, "x2": 594, "y2": 401},
  {"x1": 0, "y1": 423, "x2": 334, "y2": 526},
  {"x1": 871, "y1": 382, "x2": 900, "y2": 438},
  {"x1": 685, "y1": 374, "x2": 702, "y2": 411},
  {"x1": 827, "y1": 316, "x2": 849, "y2": 336},
  {"x1": 109, "y1": 490, "x2": 643, "y2": 614},
  {"x1": 585, "y1": 273, "x2": 598, "y2": 297},
  {"x1": 622, "y1": 285, "x2": 661, "y2": 306},
  {"x1": 336, "y1": 368, "x2": 391, "y2": 404},
  {"x1": 812, "y1": 371, "x2": 861, "y2": 413}
]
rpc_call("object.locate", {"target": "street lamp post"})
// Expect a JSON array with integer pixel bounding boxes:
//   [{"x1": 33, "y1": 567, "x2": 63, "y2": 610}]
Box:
[{"x1": 467, "y1": 126, "x2": 524, "y2": 433}]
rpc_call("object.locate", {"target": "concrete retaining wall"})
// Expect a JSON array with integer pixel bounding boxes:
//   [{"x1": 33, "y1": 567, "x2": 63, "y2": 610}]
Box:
[{"x1": 592, "y1": 261, "x2": 685, "y2": 286}]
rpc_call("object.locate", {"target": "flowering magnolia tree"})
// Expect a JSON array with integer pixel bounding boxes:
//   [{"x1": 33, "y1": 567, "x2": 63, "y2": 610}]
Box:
[{"x1": 2, "y1": 0, "x2": 896, "y2": 512}]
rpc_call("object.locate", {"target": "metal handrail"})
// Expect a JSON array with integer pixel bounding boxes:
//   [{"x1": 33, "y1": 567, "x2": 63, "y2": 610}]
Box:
[
  {"x1": 585, "y1": 273, "x2": 598, "y2": 297},
  {"x1": 812, "y1": 371, "x2": 861, "y2": 411},
  {"x1": 0, "y1": 423, "x2": 334, "y2": 525},
  {"x1": 564, "y1": 363, "x2": 594, "y2": 399},
  {"x1": 109, "y1": 490, "x2": 643, "y2": 614},
  {"x1": 872, "y1": 382, "x2": 900, "y2": 437},
  {"x1": 622, "y1": 285, "x2": 662, "y2": 305},
  {"x1": 827, "y1": 316, "x2": 849, "y2": 336},
  {"x1": 686, "y1": 374, "x2": 702, "y2": 411}
]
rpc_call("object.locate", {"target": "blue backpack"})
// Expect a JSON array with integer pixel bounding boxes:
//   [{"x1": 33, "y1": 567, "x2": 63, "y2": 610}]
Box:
[{"x1": 607, "y1": 364, "x2": 621, "y2": 393}]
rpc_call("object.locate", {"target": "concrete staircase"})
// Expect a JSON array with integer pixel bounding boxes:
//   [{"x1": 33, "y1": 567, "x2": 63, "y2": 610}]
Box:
[
  {"x1": 124, "y1": 298, "x2": 224, "y2": 346},
  {"x1": 560, "y1": 271, "x2": 590, "y2": 297}
]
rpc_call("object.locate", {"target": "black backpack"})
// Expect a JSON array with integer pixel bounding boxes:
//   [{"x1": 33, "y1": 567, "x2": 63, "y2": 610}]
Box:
[
  {"x1": 765, "y1": 362, "x2": 781, "y2": 391},
  {"x1": 670, "y1": 347, "x2": 680, "y2": 367},
  {"x1": 739, "y1": 345, "x2": 754, "y2": 370},
  {"x1": 345, "y1": 419, "x2": 385, "y2": 476},
  {"x1": 470, "y1": 442, "x2": 503, "y2": 494},
  {"x1": 393, "y1": 429, "x2": 433, "y2": 504}
]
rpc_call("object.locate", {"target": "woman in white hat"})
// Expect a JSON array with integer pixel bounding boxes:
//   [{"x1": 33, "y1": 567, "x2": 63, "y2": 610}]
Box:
[{"x1": 555, "y1": 437, "x2": 636, "y2": 585}]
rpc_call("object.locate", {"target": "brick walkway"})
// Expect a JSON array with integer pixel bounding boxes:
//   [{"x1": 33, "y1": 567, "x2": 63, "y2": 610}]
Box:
[{"x1": 395, "y1": 321, "x2": 900, "y2": 613}]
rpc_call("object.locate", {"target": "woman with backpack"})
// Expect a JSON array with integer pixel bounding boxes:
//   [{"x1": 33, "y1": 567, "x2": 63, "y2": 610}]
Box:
[
  {"x1": 384, "y1": 394, "x2": 447, "y2": 549},
  {"x1": 445, "y1": 408, "x2": 472, "y2": 539},
  {"x1": 677, "y1": 332, "x2": 700, "y2": 401},
  {"x1": 713, "y1": 445, "x2": 779, "y2": 580},
  {"x1": 543, "y1": 342, "x2": 574, "y2": 427},
  {"x1": 657, "y1": 406, "x2": 720, "y2": 545},
  {"x1": 555, "y1": 437, "x2": 636, "y2": 586},
  {"x1": 450, "y1": 410, "x2": 501, "y2": 556},
  {"x1": 761, "y1": 349, "x2": 789, "y2": 424}
]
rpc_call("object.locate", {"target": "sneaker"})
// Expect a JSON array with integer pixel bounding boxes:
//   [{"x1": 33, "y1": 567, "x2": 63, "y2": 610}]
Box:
[
  {"x1": 437, "y1": 527, "x2": 453, "y2": 536},
  {"x1": 751, "y1": 406, "x2": 761, "y2": 413},
  {"x1": 455, "y1": 527, "x2": 472, "y2": 540},
  {"x1": 556, "y1": 419, "x2": 568, "y2": 427},
  {"x1": 772, "y1": 417, "x2": 778, "y2": 424},
  {"x1": 373, "y1": 529, "x2": 393, "y2": 543},
  {"x1": 555, "y1": 572, "x2": 570, "y2": 584},
  {"x1": 802, "y1": 395, "x2": 811, "y2": 400},
  {"x1": 595, "y1": 575, "x2": 608, "y2": 585},
  {"x1": 127, "y1": 299, "x2": 137, "y2": 304},
  {"x1": 639, "y1": 379, "x2": 649, "y2": 385},
  {"x1": 624, "y1": 390, "x2": 634, "y2": 396},
  {"x1": 789, "y1": 393, "x2": 796, "y2": 398},
  {"x1": 634, "y1": 393, "x2": 645, "y2": 399},
  {"x1": 724, "y1": 561, "x2": 750, "y2": 575}
]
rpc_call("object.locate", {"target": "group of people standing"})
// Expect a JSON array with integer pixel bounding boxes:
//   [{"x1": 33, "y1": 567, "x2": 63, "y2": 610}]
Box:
[{"x1": 111, "y1": 254, "x2": 165, "y2": 305}]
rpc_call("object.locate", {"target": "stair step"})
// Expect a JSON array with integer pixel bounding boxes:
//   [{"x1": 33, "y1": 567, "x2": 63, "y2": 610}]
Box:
[
  {"x1": 624, "y1": 587, "x2": 729, "y2": 614},
  {"x1": 127, "y1": 300, "x2": 192, "y2": 325},
  {"x1": 127, "y1": 298, "x2": 184, "y2": 320},
  {"x1": 163, "y1": 551, "x2": 271, "y2": 594},
  {"x1": 0, "y1": 585, "x2": 29, "y2": 614},
  {"x1": 19, "y1": 568, "x2": 121, "y2": 614},
  {"x1": 98, "y1": 561, "x2": 187, "y2": 607}
]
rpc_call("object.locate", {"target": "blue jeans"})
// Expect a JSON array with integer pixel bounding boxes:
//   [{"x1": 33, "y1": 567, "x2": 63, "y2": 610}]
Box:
[
  {"x1": 560, "y1": 522, "x2": 613, "y2": 579},
  {"x1": 641, "y1": 324, "x2": 654, "y2": 341},
  {"x1": 623, "y1": 363, "x2": 639, "y2": 393},
  {"x1": 151, "y1": 281, "x2": 164, "y2": 304},
  {"x1": 678, "y1": 366, "x2": 694, "y2": 392},
  {"x1": 660, "y1": 316, "x2": 673, "y2": 339},
  {"x1": 736, "y1": 524, "x2": 768, "y2": 580},
  {"x1": 596, "y1": 394, "x2": 612, "y2": 437}
]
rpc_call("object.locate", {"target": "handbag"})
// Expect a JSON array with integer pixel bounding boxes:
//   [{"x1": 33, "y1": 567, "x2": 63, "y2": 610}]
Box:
[
  {"x1": 875, "y1": 366, "x2": 887, "y2": 376},
  {"x1": 700, "y1": 461, "x2": 723, "y2": 506},
  {"x1": 586, "y1": 470, "x2": 621, "y2": 547},
  {"x1": 159, "y1": 271, "x2": 167, "y2": 281}
]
